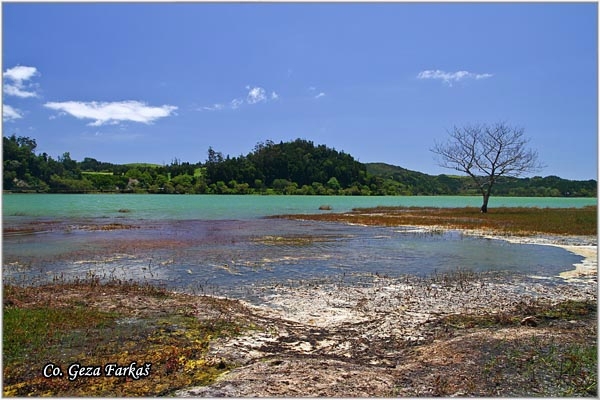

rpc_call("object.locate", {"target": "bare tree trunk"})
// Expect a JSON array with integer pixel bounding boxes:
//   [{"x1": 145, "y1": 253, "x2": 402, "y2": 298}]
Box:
[{"x1": 481, "y1": 193, "x2": 490, "y2": 213}]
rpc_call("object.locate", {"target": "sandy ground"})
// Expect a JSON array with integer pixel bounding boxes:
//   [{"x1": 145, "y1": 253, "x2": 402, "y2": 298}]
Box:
[{"x1": 176, "y1": 230, "x2": 597, "y2": 397}]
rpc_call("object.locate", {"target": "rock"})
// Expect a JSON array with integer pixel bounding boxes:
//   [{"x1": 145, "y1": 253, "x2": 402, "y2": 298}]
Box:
[
  {"x1": 319, "y1": 205, "x2": 332, "y2": 210},
  {"x1": 520, "y1": 316, "x2": 538, "y2": 327}
]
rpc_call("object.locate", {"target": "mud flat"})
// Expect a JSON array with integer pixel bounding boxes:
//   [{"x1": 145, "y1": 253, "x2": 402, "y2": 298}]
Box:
[{"x1": 177, "y1": 231, "x2": 597, "y2": 397}]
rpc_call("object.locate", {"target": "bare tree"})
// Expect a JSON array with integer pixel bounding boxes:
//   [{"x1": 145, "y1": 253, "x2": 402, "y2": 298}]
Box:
[{"x1": 431, "y1": 122, "x2": 544, "y2": 213}]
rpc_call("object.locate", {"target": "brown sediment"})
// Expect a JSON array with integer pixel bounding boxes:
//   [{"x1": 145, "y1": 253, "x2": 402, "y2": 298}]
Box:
[
  {"x1": 3, "y1": 221, "x2": 140, "y2": 236},
  {"x1": 176, "y1": 270, "x2": 597, "y2": 397},
  {"x1": 4, "y1": 265, "x2": 597, "y2": 397},
  {"x1": 271, "y1": 205, "x2": 598, "y2": 236},
  {"x1": 4, "y1": 206, "x2": 598, "y2": 396},
  {"x1": 252, "y1": 234, "x2": 338, "y2": 246}
]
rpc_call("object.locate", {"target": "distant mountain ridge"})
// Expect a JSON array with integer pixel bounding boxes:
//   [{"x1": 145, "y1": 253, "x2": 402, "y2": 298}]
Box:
[{"x1": 365, "y1": 162, "x2": 597, "y2": 197}]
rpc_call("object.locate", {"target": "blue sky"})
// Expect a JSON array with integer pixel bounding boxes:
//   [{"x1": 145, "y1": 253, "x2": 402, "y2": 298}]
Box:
[{"x1": 2, "y1": 2, "x2": 597, "y2": 180}]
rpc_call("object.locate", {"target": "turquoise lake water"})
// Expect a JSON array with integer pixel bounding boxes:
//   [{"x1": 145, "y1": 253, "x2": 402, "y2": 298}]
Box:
[
  {"x1": 2, "y1": 194, "x2": 595, "y2": 296},
  {"x1": 2, "y1": 193, "x2": 596, "y2": 220}
]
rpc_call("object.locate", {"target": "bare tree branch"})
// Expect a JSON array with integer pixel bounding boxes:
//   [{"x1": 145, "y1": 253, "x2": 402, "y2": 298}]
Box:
[{"x1": 431, "y1": 122, "x2": 544, "y2": 212}]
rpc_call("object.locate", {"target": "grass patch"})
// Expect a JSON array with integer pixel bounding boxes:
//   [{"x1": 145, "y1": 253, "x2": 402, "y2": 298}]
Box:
[
  {"x1": 3, "y1": 281, "x2": 252, "y2": 397},
  {"x1": 483, "y1": 335, "x2": 597, "y2": 396},
  {"x1": 81, "y1": 171, "x2": 114, "y2": 176},
  {"x1": 253, "y1": 234, "x2": 337, "y2": 246},
  {"x1": 435, "y1": 299, "x2": 597, "y2": 396},
  {"x1": 438, "y1": 299, "x2": 597, "y2": 330},
  {"x1": 3, "y1": 307, "x2": 118, "y2": 365},
  {"x1": 123, "y1": 163, "x2": 161, "y2": 169},
  {"x1": 275, "y1": 206, "x2": 597, "y2": 236}
]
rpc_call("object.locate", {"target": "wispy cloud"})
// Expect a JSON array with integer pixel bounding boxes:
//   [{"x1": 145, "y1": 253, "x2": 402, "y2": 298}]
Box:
[
  {"x1": 308, "y1": 86, "x2": 326, "y2": 99},
  {"x1": 201, "y1": 85, "x2": 278, "y2": 111},
  {"x1": 3, "y1": 104, "x2": 24, "y2": 122},
  {"x1": 44, "y1": 100, "x2": 178, "y2": 126},
  {"x1": 230, "y1": 98, "x2": 244, "y2": 110},
  {"x1": 201, "y1": 103, "x2": 225, "y2": 111},
  {"x1": 417, "y1": 69, "x2": 493, "y2": 86},
  {"x1": 81, "y1": 131, "x2": 144, "y2": 142},
  {"x1": 3, "y1": 65, "x2": 40, "y2": 98}
]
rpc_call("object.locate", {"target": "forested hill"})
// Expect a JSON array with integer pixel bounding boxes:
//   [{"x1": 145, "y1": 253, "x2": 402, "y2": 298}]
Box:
[
  {"x1": 365, "y1": 163, "x2": 597, "y2": 197},
  {"x1": 3, "y1": 134, "x2": 597, "y2": 196}
]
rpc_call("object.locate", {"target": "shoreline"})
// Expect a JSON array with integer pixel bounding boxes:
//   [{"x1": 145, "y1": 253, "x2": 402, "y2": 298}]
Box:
[
  {"x1": 461, "y1": 229, "x2": 597, "y2": 280},
  {"x1": 178, "y1": 247, "x2": 597, "y2": 396},
  {"x1": 305, "y1": 219, "x2": 598, "y2": 281},
  {"x1": 4, "y1": 215, "x2": 597, "y2": 396},
  {"x1": 177, "y1": 225, "x2": 597, "y2": 396},
  {"x1": 413, "y1": 224, "x2": 598, "y2": 280}
]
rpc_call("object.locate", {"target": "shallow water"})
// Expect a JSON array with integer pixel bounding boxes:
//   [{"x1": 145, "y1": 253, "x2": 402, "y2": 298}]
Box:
[{"x1": 3, "y1": 206, "x2": 584, "y2": 297}]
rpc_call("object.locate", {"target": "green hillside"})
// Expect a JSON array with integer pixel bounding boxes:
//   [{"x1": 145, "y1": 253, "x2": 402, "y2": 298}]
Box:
[
  {"x1": 366, "y1": 162, "x2": 597, "y2": 197},
  {"x1": 3, "y1": 134, "x2": 596, "y2": 196}
]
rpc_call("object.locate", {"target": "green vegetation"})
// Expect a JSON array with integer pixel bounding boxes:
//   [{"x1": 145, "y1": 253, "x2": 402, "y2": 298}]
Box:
[
  {"x1": 439, "y1": 299, "x2": 597, "y2": 330},
  {"x1": 366, "y1": 162, "x2": 597, "y2": 197},
  {"x1": 3, "y1": 134, "x2": 597, "y2": 196},
  {"x1": 4, "y1": 307, "x2": 118, "y2": 365},
  {"x1": 277, "y1": 206, "x2": 598, "y2": 235},
  {"x1": 3, "y1": 280, "x2": 251, "y2": 397},
  {"x1": 436, "y1": 299, "x2": 597, "y2": 397}
]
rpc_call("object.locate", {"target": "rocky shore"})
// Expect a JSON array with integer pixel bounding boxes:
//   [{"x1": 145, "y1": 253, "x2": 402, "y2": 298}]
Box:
[{"x1": 177, "y1": 231, "x2": 597, "y2": 397}]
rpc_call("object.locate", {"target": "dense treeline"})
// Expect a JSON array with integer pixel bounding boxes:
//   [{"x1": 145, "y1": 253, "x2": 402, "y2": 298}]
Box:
[
  {"x1": 205, "y1": 139, "x2": 369, "y2": 194},
  {"x1": 365, "y1": 163, "x2": 597, "y2": 197},
  {"x1": 3, "y1": 135, "x2": 597, "y2": 197}
]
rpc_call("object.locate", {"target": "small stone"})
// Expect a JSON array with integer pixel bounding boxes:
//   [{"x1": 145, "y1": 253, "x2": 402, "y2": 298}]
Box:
[{"x1": 520, "y1": 316, "x2": 538, "y2": 327}]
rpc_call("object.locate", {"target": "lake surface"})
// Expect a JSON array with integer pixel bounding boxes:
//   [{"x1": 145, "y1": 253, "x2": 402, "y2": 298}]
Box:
[
  {"x1": 2, "y1": 194, "x2": 596, "y2": 220},
  {"x1": 2, "y1": 194, "x2": 593, "y2": 297}
]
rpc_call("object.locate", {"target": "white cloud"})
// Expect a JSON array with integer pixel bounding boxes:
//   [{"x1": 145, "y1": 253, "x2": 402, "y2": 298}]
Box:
[
  {"x1": 4, "y1": 65, "x2": 38, "y2": 82},
  {"x1": 417, "y1": 69, "x2": 493, "y2": 86},
  {"x1": 201, "y1": 85, "x2": 278, "y2": 111},
  {"x1": 44, "y1": 100, "x2": 177, "y2": 126},
  {"x1": 3, "y1": 105, "x2": 23, "y2": 122},
  {"x1": 4, "y1": 84, "x2": 38, "y2": 98},
  {"x1": 3, "y1": 65, "x2": 40, "y2": 98},
  {"x1": 314, "y1": 92, "x2": 326, "y2": 99},
  {"x1": 246, "y1": 86, "x2": 267, "y2": 104}
]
